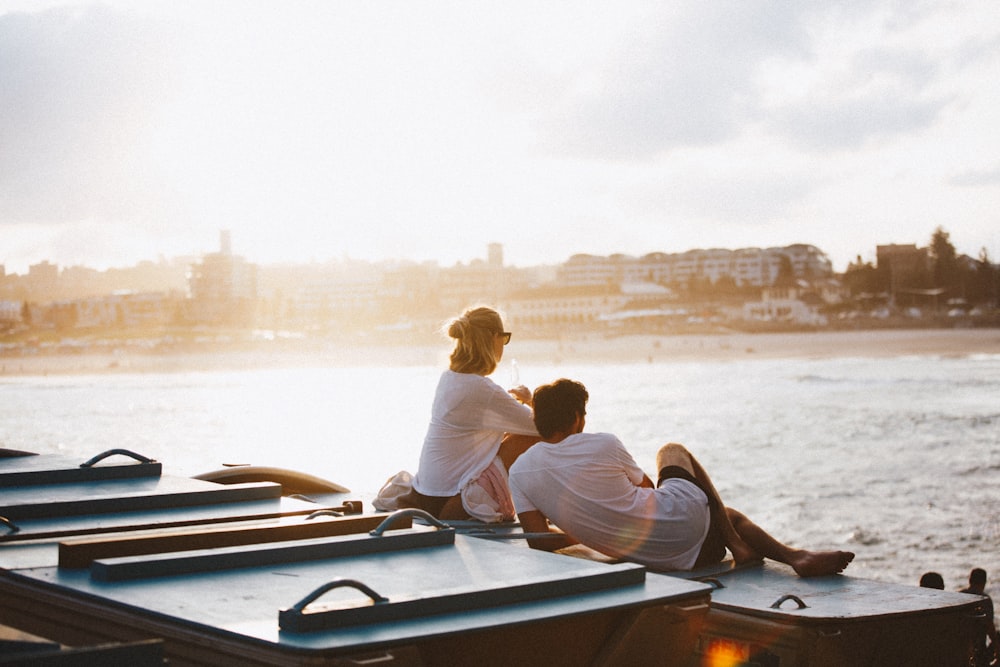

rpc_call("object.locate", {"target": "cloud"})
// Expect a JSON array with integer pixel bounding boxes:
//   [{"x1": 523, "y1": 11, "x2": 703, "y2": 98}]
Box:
[
  {"x1": 0, "y1": 5, "x2": 177, "y2": 224},
  {"x1": 536, "y1": 2, "x2": 969, "y2": 160},
  {"x1": 767, "y1": 45, "x2": 953, "y2": 151},
  {"x1": 537, "y1": 3, "x2": 816, "y2": 160},
  {"x1": 1, "y1": 1, "x2": 997, "y2": 273},
  {"x1": 949, "y1": 164, "x2": 1000, "y2": 187}
]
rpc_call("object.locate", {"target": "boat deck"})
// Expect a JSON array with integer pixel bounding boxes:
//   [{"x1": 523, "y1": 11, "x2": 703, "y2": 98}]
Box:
[
  {"x1": 0, "y1": 452, "x2": 713, "y2": 666},
  {"x1": 0, "y1": 450, "x2": 990, "y2": 666}
]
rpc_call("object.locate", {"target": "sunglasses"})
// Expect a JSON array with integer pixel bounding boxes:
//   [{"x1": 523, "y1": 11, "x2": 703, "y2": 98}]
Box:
[{"x1": 498, "y1": 331, "x2": 512, "y2": 345}]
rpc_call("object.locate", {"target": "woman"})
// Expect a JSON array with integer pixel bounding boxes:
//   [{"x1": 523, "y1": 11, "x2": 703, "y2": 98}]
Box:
[{"x1": 409, "y1": 306, "x2": 538, "y2": 520}]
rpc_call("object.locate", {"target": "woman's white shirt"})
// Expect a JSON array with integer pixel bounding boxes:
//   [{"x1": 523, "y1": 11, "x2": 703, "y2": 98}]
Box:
[{"x1": 413, "y1": 370, "x2": 537, "y2": 497}]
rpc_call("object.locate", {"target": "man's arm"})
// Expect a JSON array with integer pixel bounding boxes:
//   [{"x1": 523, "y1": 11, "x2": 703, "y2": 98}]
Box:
[{"x1": 518, "y1": 510, "x2": 578, "y2": 552}]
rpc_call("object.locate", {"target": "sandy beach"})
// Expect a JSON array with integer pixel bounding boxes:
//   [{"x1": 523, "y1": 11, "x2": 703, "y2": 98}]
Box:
[{"x1": 2, "y1": 327, "x2": 999, "y2": 377}]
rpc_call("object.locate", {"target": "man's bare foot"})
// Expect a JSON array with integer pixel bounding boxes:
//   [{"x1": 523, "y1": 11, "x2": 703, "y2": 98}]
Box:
[{"x1": 788, "y1": 549, "x2": 855, "y2": 577}]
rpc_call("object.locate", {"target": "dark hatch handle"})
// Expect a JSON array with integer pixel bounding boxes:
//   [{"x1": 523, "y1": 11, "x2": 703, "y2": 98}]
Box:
[{"x1": 80, "y1": 449, "x2": 157, "y2": 468}]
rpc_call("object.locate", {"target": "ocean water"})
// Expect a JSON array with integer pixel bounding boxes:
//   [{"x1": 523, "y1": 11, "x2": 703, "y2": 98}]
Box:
[{"x1": 1, "y1": 352, "x2": 997, "y2": 599}]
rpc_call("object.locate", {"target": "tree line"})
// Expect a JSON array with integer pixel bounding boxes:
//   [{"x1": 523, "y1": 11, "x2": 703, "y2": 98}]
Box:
[{"x1": 843, "y1": 227, "x2": 998, "y2": 306}]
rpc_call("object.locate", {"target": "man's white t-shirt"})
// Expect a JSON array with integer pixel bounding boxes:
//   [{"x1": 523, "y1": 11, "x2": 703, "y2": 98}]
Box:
[
  {"x1": 508, "y1": 432, "x2": 711, "y2": 571},
  {"x1": 413, "y1": 370, "x2": 537, "y2": 497}
]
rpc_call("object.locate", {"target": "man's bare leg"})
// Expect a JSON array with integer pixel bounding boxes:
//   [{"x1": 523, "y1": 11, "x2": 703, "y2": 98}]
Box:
[
  {"x1": 726, "y1": 508, "x2": 855, "y2": 577},
  {"x1": 656, "y1": 443, "x2": 854, "y2": 576},
  {"x1": 656, "y1": 443, "x2": 761, "y2": 565}
]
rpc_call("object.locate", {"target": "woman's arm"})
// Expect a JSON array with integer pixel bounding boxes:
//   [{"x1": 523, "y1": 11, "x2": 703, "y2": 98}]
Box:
[
  {"x1": 508, "y1": 384, "x2": 532, "y2": 404},
  {"x1": 483, "y1": 381, "x2": 538, "y2": 435}
]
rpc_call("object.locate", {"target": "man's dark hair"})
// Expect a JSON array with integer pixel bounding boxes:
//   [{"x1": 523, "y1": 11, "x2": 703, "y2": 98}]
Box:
[
  {"x1": 919, "y1": 571, "x2": 944, "y2": 589},
  {"x1": 532, "y1": 379, "x2": 589, "y2": 439},
  {"x1": 970, "y1": 568, "x2": 987, "y2": 587}
]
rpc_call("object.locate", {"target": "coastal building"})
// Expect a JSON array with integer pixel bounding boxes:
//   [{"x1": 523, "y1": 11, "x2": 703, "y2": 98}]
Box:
[
  {"x1": 558, "y1": 254, "x2": 635, "y2": 286},
  {"x1": 436, "y1": 243, "x2": 534, "y2": 313},
  {"x1": 292, "y1": 261, "x2": 383, "y2": 329},
  {"x1": 742, "y1": 286, "x2": 828, "y2": 326},
  {"x1": 877, "y1": 244, "x2": 929, "y2": 292},
  {"x1": 25, "y1": 261, "x2": 59, "y2": 302},
  {"x1": 557, "y1": 245, "x2": 833, "y2": 289},
  {"x1": 0, "y1": 300, "x2": 21, "y2": 329},
  {"x1": 30, "y1": 292, "x2": 179, "y2": 331},
  {"x1": 502, "y1": 285, "x2": 628, "y2": 330},
  {"x1": 187, "y1": 231, "x2": 258, "y2": 326}
]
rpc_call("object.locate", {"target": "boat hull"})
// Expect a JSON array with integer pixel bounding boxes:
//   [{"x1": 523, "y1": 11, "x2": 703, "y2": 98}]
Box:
[{"x1": 676, "y1": 561, "x2": 986, "y2": 667}]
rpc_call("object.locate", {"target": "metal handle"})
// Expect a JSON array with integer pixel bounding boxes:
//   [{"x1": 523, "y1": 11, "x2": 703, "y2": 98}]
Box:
[
  {"x1": 306, "y1": 509, "x2": 343, "y2": 519},
  {"x1": 770, "y1": 594, "x2": 808, "y2": 609},
  {"x1": 80, "y1": 449, "x2": 156, "y2": 468},
  {"x1": 287, "y1": 579, "x2": 388, "y2": 615},
  {"x1": 0, "y1": 515, "x2": 19, "y2": 535},
  {"x1": 695, "y1": 577, "x2": 726, "y2": 590},
  {"x1": 369, "y1": 508, "x2": 448, "y2": 536}
]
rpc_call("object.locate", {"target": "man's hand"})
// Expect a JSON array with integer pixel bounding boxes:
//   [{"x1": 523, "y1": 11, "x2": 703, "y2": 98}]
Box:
[{"x1": 518, "y1": 510, "x2": 577, "y2": 551}]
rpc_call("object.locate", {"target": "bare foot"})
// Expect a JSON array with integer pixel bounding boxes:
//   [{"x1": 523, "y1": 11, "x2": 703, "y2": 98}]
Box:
[{"x1": 788, "y1": 549, "x2": 855, "y2": 577}]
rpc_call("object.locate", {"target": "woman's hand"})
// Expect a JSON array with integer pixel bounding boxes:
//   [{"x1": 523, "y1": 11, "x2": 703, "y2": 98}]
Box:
[{"x1": 509, "y1": 385, "x2": 532, "y2": 405}]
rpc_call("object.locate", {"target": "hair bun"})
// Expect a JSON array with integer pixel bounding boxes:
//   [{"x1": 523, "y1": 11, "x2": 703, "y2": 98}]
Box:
[{"x1": 448, "y1": 315, "x2": 470, "y2": 339}]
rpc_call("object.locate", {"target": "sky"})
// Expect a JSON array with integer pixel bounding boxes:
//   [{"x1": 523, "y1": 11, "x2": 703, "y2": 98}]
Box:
[{"x1": 1, "y1": 1, "x2": 998, "y2": 275}]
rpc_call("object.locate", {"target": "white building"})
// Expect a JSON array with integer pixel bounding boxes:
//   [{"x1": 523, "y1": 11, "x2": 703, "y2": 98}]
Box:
[
  {"x1": 558, "y1": 245, "x2": 833, "y2": 288},
  {"x1": 502, "y1": 286, "x2": 629, "y2": 329},
  {"x1": 54, "y1": 292, "x2": 176, "y2": 329},
  {"x1": 743, "y1": 286, "x2": 828, "y2": 325},
  {"x1": 0, "y1": 300, "x2": 21, "y2": 326},
  {"x1": 188, "y1": 232, "x2": 258, "y2": 325}
]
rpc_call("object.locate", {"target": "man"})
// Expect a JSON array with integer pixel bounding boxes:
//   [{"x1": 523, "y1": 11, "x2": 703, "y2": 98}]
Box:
[
  {"x1": 961, "y1": 568, "x2": 999, "y2": 665},
  {"x1": 919, "y1": 571, "x2": 945, "y2": 589},
  {"x1": 962, "y1": 568, "x2": 991, "y2": 597},
  {"x1": 508, "y1": 378, "x2": 855, "y2": 576}
]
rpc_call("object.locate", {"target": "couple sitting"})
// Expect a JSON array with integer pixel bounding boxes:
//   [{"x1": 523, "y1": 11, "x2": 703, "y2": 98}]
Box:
[{"x1": 401, "y1": 306, "x2": 853, "y2": 577}]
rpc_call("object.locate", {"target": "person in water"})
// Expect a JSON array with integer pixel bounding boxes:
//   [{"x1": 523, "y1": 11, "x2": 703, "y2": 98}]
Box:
[
  {"x1": 407, "y1": 306, "x2": 538, "y2": 520},
  {"x1": 508, "y1": 378, "x2": 855, "y2": 576},
  {"x1": 962, "y1": 568, "x2": 992, "y2": 597},
  {"x1": 961, "y1": 568, "x2": 999, "y2": 665},
  {"x1": 919, "y1": 571, "x2": 945, "y2": 589}
]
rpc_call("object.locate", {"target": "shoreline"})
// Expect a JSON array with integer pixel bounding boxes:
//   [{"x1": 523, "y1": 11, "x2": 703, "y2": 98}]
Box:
[{"x1": 2, "y1": 328, "x2": 999, "y2": 377}]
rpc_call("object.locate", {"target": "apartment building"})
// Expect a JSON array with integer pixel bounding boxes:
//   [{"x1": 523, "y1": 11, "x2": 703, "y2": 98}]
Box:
[
  {"x1": 187, "y1": 232, "x2": 258, "y2": 325},
  {"x1": 558, "y1": 245, "x2": 833, "y2": 288}
]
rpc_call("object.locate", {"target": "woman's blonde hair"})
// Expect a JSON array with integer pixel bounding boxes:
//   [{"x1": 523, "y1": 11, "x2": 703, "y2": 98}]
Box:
[{"x1": 447, "y1": 306, "x2": 504, "y2": 375}]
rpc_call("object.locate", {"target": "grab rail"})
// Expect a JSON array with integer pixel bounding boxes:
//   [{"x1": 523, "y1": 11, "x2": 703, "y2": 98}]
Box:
[
  {"x1": 80, "y1": 449, "x2": 157, "y2": 468},
  {"x1": 370, "y1": 509, "x2": 450, "y2": 537}
]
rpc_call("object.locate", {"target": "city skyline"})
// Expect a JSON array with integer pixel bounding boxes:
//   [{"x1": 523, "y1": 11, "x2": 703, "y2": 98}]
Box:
[
  {"x1": 1, "y1": 2, "x2": 998, "y2": 275},
  {"x1": 0, "y1": 235, "x2": 942, "y2": 278}
]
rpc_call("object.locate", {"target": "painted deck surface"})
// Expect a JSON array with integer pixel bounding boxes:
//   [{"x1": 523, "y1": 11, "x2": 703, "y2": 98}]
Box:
[
  {"x1": 670, "y1": 562, "x2": 989, "y2": 666},
  {"x1": 0, "y1": 476, "x2": 281, "y2": 518},
  {"x1": 685, "y1": 560, "x2": 984, "y2": 622},
  {"x1": 0, "y1": 453, "x2": 985, "y2": 665},
  {"x1": 0, "y1": 451, "x2": 161, "y2": 486},
  {"x1": 6, "y1": 531, "x2": 711, "y2": 655},
  {"x1": 0, "y1": 485, "x2": 332, "y2": 542}
]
